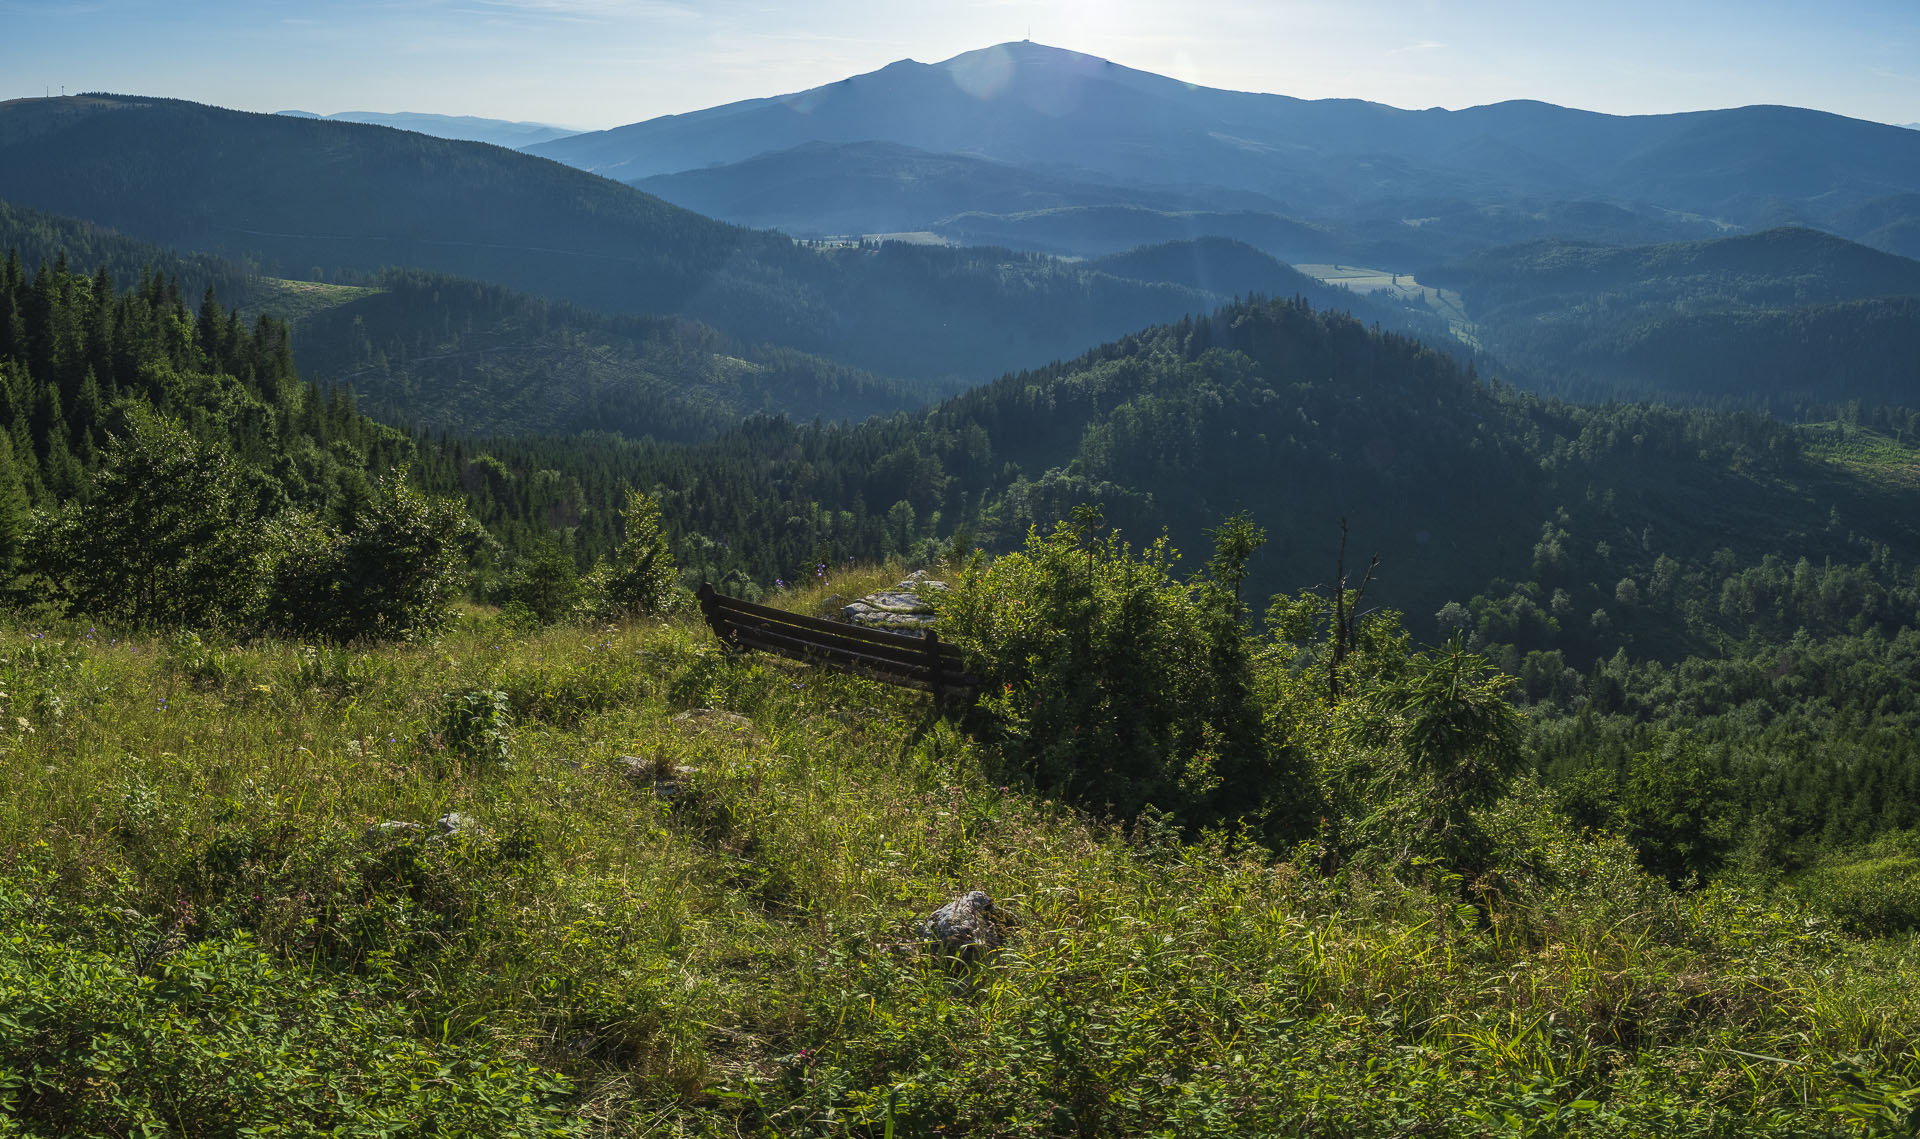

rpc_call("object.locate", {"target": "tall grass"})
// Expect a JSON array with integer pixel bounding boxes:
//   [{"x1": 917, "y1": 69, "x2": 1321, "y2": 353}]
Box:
[{"x1": 0, "y1": 586, "x2": 1916, "y2": 1135}]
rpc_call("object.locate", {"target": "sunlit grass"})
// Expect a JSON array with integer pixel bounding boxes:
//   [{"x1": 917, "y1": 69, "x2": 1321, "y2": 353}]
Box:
[
  {"x1": 2, "y1": 584, "x2": 1917, "y2": 1135},
  {"x1": 1801, "y1": 421, "x2": 1920, "y2": 489}
]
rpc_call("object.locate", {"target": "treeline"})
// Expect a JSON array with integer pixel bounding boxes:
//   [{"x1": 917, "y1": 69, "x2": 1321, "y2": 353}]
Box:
[{"x1": 0, "y1": 255, "x2": 678, "y2": 637}]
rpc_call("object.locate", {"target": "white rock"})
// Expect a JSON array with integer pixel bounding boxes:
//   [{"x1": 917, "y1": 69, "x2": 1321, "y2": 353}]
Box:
[{"x1": 922, "y1": 890, "x2": 1009, "y2": 957}]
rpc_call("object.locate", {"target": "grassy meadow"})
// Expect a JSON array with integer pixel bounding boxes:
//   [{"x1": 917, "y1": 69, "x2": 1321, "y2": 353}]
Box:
[{"x1": 2, "y1": 567, "x2": 1919, "y2": 1136}]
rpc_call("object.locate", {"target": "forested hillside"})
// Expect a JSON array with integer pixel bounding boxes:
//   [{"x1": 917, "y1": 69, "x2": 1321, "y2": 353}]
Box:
[
  {"x1": 0, "y1": 197, "x2": 261, "y2": 308},
  {"x1": 1424, "y1": 227, "x2": 1920, "y2": 404},
  {"x1": 0, "y1": 202, "x2": 945, "y2": 436},
  {"x1": 288, "y1": 270, "x2": 938, "y2": 440}
]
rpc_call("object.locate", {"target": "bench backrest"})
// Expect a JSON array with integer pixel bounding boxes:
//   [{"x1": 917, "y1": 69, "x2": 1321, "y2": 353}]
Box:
[{"x1": 696, "y1": 582, "x2": 978, "y2": 697}]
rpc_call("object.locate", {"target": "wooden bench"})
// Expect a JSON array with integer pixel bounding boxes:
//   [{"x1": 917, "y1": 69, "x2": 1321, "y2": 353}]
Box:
[{"x1": 696, "y1": 582, "x2": 979, "y2": 701}]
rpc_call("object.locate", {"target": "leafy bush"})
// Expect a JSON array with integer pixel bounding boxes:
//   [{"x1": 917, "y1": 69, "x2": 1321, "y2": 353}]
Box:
[
  {"x1": 1799, "y1": 833, "x2": 1920, "y2": 935},
  {"x1": 498, "y1": 653, "x2": 630, "y2": 728},
  {"x1": 0, "y1": 869, "x2": 575, "y2": 1136},
  {"x1": 266, "y1": 471, "x2": 483, "y2": 641},
  {"x1": 33, "y1": 410, "x2": 262, "y2": 630},
  {"x1": 166, "y1": 630, "x2": 257, "y2": 692},
  {"x1": 506, "y1": 539, "x2": 584, "y2": 627},
  {"x1": 283, "y1": 642, "x2": 395, "y2": 700},
  {"x1": 942, "y1": 509, "x2": 1316, "y2": 841},
  {"x1": 441, "y1": 687, "x2": 514, "y2": 765}
]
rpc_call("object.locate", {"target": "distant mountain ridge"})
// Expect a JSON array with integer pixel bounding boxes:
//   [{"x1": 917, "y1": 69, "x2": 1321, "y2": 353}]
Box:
[
  {"x1": 630, "y1": 139, "x2": 1198, "y2": 237},
  {"x1": 275, "y1": 109, "x2": 578, "y2": 148},
  {"x1": 529, "y1": 42, "x2": 1920, "y2": 261}
]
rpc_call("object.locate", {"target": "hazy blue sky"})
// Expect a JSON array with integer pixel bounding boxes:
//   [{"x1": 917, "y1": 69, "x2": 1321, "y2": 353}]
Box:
[{"x1": 4, "y1": 0, "x2": 1917, "y2": 130}]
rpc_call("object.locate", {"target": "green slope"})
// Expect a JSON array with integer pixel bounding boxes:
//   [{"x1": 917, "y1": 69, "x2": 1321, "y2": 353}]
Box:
[{"x1": 290, "y1": 270, "x2": 936, "y2": 440}]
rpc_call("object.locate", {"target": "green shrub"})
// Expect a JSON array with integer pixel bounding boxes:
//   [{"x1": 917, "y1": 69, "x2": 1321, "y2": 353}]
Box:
[
  {"x1": 283, "y1": 642, "x2": 395, "y2": 700},
  {"x1": 441, "y1": 687, "x2": 513, "y2": 765},
  {"x1": 498, "y1": 654, "x2": 630, "y2": 728},
  {"x1": 1799, "y1": 833, "x2": 1920, "y2": 935},
  {"x1": 1340, "y1": 637, "x2": 1528, "y2": 873},
  {"x1": 32, "y1": 410, "x2": 262, "y2": 630},
  {"x1": 0, "y1": 869, "x2": 575, "y2": 1136},
  {"x1": 507, "y1": 540, "x2": 584, "y2": 627},
  {"x1": 942, "y1": 509, "x2": 1316, "y2": 841},
  {"x1": 166, "y1": 630, "x2": 257, "y2": 692},
  {"x1": 265, "y1": 472, "x2": 482, "y2": 642}
]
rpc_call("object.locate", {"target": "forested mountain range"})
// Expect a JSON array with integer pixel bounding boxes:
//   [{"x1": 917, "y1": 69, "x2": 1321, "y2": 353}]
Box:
[
  {"x1": 1422, "y1": 227, "x2": 1920, "y2": 404},
  {"x1": 0, "y1": 95, "x2": 1442, "y2": 384},
  {"x1": 9, "y1": 238, "x2": 1911, "y2": 669},
  {"x1": 275, "y1": 109, "x2": 579, "y2": 147},
  {"x1": 531, "y1": 40, "x2": 1920, "y2": 261}
]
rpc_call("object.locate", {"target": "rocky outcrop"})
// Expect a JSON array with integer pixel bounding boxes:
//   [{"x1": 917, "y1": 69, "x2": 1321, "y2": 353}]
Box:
[
  {"x1": 843, "y1": 570, "x2": 949, "y2": 631},
  {"x1": 615, "y1": 755, "x2": 698, "y2": 799},
  {"x1": 922, "y1": 890, "x2": 1012, "y2": 960}
]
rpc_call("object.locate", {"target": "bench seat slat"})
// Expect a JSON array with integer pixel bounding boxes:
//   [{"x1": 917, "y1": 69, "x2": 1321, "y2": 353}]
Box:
[
  {"x1": 715, "y1": 613, "x2": 955, "y2": 671},
  {"x1": 697, "y1": 582, "x2": 979, "y2": 699},
  {"x1": 704, "y1": 587, "x2": 962, "y2": 656},
  {"x1": 721, "y1": 622, "x2": 979, "y2": 693}
]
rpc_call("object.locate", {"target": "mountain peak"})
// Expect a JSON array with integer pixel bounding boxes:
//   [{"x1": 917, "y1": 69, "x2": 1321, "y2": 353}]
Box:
[
  {"x1": 919, "y1": 40, "x2": 1210, "y2": 108},
  {"x1": 939, "y1": 40, "x2": 1114, "y2": 66}
]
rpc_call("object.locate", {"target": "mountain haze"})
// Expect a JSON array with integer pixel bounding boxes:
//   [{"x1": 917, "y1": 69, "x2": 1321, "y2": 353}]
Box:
[
  {"x1": 630, "y1": 139, "x2": 1197, "y2": 237},
  {"x1": 275, "y1": 109, "x2": 579, "y2": 148}
]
